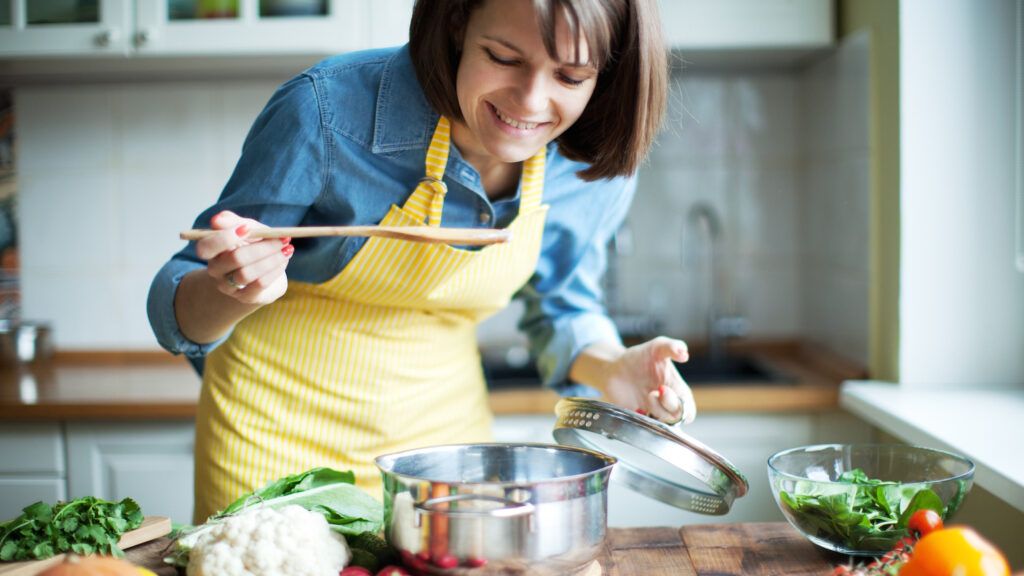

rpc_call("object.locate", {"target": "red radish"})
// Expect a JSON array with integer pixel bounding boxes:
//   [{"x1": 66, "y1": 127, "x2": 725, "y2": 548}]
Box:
[
  {"x1": 376, "y1": 566, "x2": 412, "y2": 576},
  {"x1": 465, "y1": 556, "x2": 488, "y2": 568},
  {"x1": 340, "y1": 567, "x2": 373, "y2": 576}
]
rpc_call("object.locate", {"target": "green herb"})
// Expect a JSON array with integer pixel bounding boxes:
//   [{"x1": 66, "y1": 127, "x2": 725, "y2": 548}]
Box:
[
  {"x1": 778, "y1": 468, "x2": 946, "y2": 552},
  {"x1": 0, "y1": 496, "x2": 143, "y2": 561}
]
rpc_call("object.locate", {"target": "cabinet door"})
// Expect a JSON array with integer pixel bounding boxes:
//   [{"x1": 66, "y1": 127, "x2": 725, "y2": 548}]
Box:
[
  {"x1": 66, "y1": 421, "x2": 195, "y2": 525},
  {"x1": 0, "y1": 422, "x2": 65, "y2": 475},
  {"x1": 0, "y1": 478, "x2": 66, "y2": 520},
  {"x1": 660, "y1": 0, "x2": 833, "y2": 50},
  {"x1": 0, "y1": 0, "x2": 131, "y2": 57},
  {"x1": 134, "y1": 0, "x2": 364, "y2": 57}
]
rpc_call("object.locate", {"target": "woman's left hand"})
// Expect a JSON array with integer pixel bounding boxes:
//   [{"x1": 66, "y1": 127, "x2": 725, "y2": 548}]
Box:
[{"x1": 598, "y1": 337, "x2": 697, "y2": 425}]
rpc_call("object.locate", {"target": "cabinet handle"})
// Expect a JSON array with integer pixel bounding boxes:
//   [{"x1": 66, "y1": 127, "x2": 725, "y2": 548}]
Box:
[
  {"x1": 135, "y1": 29, "x2": 157, "y2": 47},
  {"x1": 94, "y1": 29, "x2": 120, "y2": 47}
]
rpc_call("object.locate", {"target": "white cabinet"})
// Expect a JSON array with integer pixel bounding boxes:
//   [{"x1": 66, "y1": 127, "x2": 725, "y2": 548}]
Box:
[
  {"x1": 0, "y1": 0, "x2": 132, "y2": 57},
  {"x1": 0, "y1": 422, "x2": 66, "y2": 520},
  {"x1": 0, "y1": 0, "x2": 371, "y2": 59},
  {"x1": 65, "y1": 421, "x2": 195, "y2": 525},
  {"x1": 493, "y1": 410, "x2": 871, "y2": 527},
  {"x1": 660, "y1": 0, "x2": 833, "y2": 51}
]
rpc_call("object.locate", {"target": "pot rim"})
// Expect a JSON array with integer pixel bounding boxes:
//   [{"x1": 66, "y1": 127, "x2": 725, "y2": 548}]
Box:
[{"x1": 375, "y1": 441, "x2": 617, "y2": 487}]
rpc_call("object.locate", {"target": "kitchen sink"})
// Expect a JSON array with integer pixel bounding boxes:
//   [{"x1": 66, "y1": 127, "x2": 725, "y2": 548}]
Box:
[
  {"x1": 673, "y1": 354, "x2": 795, "y2": 385},
  {"x1": 482, "y1": 351, "x2": 795, "y2": 390}
]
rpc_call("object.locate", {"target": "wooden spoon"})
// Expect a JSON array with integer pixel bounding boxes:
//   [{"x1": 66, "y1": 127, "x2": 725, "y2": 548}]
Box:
[{"x1": 180, "y1": 225, "x2": 511, "y2": 246}]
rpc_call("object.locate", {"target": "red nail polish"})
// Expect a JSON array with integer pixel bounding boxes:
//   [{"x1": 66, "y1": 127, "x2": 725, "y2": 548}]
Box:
[
  {"x1": 282, "y1": 244, "x2": 295, "y2": 257},
  {"x1": 235, "y1": 225, "x2": 248, "y2": 237},
  {"x1": 658, "y1": 385, "x2": 666, "y2": 399},
  {"x1": 636, "y1": 408, "x2": 648, "y2": 416},
  {"x1": 280, "y1": 237, "x2": 291, "y2": 245}
]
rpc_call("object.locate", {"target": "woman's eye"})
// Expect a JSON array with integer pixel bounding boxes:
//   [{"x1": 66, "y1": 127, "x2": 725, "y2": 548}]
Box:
[
  {"x1": 559, "y1": 73, "x2": 587, "y2": 87},
  {"x1": 485, "y1": 49, "x2": 517, "y2": 66}
]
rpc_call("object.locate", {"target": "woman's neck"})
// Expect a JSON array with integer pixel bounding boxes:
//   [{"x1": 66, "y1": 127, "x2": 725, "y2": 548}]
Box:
[{"x1": 451, "y1": 121, "x2": 522, "y2": 201}]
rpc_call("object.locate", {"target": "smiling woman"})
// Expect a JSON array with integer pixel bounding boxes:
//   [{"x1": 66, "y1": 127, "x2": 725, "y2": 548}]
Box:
[
  {"x1": 147, "y1": 0, "x2": 685, "y2": 524},
  {"x1": 410, "y1": 0, "x2": 665, "y2": 182}
]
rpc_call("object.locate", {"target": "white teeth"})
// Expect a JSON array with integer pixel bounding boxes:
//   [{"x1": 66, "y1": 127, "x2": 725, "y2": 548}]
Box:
[{"x1": 494, "y1": 106, "x2": 538, "y2": 130}]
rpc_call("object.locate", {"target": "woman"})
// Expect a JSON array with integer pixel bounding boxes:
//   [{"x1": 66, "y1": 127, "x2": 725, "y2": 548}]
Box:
[{"x1": 149, "y1": 0, "x2": 696, "y2": 523}]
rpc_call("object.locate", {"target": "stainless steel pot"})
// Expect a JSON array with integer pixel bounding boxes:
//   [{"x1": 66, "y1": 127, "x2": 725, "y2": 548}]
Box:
[
  {"x1": 0, "y1": 320, "x2": 53, "y2": 365},
  {"x1": 376, "y1": 443, "x2": 615, "y2": 575}
]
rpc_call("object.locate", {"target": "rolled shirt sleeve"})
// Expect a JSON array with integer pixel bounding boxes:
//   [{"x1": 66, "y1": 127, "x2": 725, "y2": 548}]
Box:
[
  {"x1": 517, "y1": 176, "x2": 637, "y2": 396},
  {"x1": 147, "y1": 73, "x2": 326, "y2": 362}
]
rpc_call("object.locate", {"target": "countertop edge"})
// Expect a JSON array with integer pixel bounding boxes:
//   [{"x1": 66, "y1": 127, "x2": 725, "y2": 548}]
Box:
[{"x1": 840, "y1": 380, "x2": 1024, "y2": 513}]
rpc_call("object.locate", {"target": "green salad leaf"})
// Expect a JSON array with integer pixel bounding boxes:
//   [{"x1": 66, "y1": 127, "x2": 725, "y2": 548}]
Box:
[
  {"x1": 169, "y1": 467, "x2": 384, "y2": 568},
  {"x1": 0, "y1": 496, "x2": 143, "y2": 561},
  {"x1": 779, "y1": 468, "x2": 946, "y2": 552}
]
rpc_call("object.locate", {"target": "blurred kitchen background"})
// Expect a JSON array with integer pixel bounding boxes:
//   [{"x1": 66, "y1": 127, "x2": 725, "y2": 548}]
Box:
[{"x1": 1, "y1": 0, "x2": 1023, "y2": 565}]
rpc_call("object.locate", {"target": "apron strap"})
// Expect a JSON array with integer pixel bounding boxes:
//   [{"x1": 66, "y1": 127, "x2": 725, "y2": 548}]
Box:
[
  {"x1": 518, "y1": 147, "x2": 546, "y2": 214},
  {"x1": 404, "y1": 117, "x2": 452, "y2": 226},
  {"x1": 404, "y1": 117, "x2": 546, "y2": 224}
]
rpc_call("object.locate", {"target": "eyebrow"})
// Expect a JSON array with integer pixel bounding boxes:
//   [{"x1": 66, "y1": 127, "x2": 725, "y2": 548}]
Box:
[{"x1": 481, "y1": 34, "x2": 596, "y2": 70}]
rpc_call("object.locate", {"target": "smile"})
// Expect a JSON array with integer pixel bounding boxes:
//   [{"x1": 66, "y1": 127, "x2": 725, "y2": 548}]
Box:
[{"x1": 488, "y1": 102, "x2": 544, "y2": 131}]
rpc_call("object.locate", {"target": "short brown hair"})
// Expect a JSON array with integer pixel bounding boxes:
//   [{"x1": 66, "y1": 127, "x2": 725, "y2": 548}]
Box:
[{"x1": 409, "y1": 0, "x2": 667, "y2": 181}]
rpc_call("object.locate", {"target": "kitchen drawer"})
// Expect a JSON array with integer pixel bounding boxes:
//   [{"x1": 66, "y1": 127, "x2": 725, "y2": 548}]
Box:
[
  {"x1": 0, "y1": 422, "x2": 65, "y2": 475},
  {"x1": 0, "y1": 477, "x2": 67, "y2": 520}
]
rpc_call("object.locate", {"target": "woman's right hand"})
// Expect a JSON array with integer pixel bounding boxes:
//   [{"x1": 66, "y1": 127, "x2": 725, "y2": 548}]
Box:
[{"x1": 195, "y1": 210, "x2": 294, "y2": 306}]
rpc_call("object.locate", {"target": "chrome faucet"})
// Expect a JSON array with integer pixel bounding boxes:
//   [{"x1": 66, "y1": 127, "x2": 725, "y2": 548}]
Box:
[{"x1": 685, "y1": 202, "x2": 747, "y2": 362}]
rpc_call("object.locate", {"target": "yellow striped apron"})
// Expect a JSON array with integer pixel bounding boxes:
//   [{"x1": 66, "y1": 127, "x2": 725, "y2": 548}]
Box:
[{"x1": 193, "y1": 117, "x2": 549, "y2": 522}]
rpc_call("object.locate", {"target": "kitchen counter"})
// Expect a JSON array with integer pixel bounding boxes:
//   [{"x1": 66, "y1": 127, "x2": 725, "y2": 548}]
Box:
[
  {"x1": 125, "y1": 522, "x2": 840, "y2": 575},
  {"x1": 0, "y1": 341, "x2": 862, "y2": 420}
]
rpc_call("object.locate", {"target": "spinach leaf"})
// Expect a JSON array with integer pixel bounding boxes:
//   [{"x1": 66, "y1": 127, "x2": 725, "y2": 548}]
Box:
[{"x1": 778, "y1": 468, "x2": 946, "y2": 552}]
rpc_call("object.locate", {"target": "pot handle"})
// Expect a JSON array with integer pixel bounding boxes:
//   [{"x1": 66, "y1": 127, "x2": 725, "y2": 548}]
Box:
[{"x1": 414, "y1": 493, "x2": 535, "y2": 520}]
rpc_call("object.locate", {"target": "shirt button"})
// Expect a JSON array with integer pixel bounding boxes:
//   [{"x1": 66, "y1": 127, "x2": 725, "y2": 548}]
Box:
[{"x1": 478, "y1": 212, "x2": 492, "y2": 224}]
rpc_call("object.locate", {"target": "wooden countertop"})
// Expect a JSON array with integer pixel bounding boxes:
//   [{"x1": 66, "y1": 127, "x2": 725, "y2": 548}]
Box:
[
  {"x1": 0, "y1": 341, "x2": 863, "y2": 420},
  {"x1": 124, "y1": 522, "x2": 842, "y2": 575}
]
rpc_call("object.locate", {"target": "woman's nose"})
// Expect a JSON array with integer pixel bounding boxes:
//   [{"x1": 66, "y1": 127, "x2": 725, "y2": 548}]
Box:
[{"x1": 516, "y1": 71, "x2": 550, "y2": 114}]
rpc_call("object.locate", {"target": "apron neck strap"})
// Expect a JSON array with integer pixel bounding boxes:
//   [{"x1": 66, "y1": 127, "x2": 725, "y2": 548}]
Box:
[{"x1": 404, "y1": 117, "x2": 546, "y2": 226}]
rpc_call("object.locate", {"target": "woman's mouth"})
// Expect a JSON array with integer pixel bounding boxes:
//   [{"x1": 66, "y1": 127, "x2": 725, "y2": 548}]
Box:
[{"x1": 488, "y1": 102, "x2": 546, "y2": 134}]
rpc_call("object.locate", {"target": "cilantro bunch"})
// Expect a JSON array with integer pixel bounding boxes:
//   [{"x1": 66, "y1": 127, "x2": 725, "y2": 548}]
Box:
[{"x1": 0, "y1": 496, "x2": 144, "y2": 561}]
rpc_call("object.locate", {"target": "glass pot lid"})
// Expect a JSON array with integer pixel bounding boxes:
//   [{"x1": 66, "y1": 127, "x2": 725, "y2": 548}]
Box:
[{"x1": 553, "y1": 398, "x2": 748, "y2": 515}]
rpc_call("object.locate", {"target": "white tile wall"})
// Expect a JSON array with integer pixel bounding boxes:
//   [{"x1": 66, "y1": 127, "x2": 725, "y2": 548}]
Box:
[
  {"x1": 13, "y1": 39, "x2": 869, "y2": 359},
  {"x1": 16, "y1": 80, "x2": 280, "y2": 349},
  {"x1": 606, "y1": 33, "x2": 870, "y2": 366}
]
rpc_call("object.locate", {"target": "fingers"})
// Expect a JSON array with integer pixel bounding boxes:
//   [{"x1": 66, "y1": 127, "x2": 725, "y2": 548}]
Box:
[
  {"x1": 650, "y1": 336, "x2": 689, "y2": 363},
  {"x1": 211, "y1": 242, "x2": 294, "y2": 296}
]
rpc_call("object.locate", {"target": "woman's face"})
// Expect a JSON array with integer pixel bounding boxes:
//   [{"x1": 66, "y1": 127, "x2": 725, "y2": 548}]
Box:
[{"x1": 455, "y1": 0, "x2": 599, "y2": 163}]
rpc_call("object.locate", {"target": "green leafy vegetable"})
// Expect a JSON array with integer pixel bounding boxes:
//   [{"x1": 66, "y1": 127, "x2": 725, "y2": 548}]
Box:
[
  {"x1": 778, "y1": 468, "x2": 946, "y2": 552},
  {"x1": 212, "y1": 467, "x2": 378, "y2": 535},
  {"x1": 0, "y1": 496, "x2": 143, "y2": 561},
  {"x1": 169, "y1": 467, "x2": 384, "y2": 568}
]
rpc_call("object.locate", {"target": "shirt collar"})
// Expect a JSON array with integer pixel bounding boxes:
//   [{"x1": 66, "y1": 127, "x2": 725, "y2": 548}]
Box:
[{"x1": 372, "y1": 45, "x2": 439, "y2": 154}]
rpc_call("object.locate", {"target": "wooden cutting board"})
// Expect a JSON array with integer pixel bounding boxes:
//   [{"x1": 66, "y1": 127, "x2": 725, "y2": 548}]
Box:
[{"x1": 0, "y1": 516, "x2": 172, "y2": 576}]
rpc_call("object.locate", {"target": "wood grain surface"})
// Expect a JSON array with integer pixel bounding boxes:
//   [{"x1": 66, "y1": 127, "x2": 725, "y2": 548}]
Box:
[{"x1": 122, "y1": 522, "x2": 845, "y2": 575}]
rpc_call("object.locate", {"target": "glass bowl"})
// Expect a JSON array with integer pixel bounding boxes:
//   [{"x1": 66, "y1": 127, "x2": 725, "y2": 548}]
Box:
[{"x1": 767, "y1": 444, "x2": 974, "y2": 556}]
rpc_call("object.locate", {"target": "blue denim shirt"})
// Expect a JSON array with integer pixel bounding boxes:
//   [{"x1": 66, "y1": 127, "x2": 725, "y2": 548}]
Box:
[{"x1": 148, "y1": 45, "x2": 633, "y2": 396}]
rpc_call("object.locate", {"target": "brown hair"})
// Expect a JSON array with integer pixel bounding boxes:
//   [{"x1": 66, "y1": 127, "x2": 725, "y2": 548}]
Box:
[{"x1": 409, "y1": 0, "x2": 667, "y2": 181}]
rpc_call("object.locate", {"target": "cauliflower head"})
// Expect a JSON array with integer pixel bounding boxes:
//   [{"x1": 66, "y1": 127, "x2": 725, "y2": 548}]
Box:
[{"x1": 187, "y1": 505, "x2": 350, "y2": 576}]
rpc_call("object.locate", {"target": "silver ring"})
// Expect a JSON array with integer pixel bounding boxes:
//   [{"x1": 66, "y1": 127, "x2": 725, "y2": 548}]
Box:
[{"x1": 226, "y1": 272, "x2": 245, "y2": 291}]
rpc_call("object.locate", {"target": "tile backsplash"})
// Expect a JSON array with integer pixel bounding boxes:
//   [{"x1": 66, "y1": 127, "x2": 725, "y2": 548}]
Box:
[{"x1": 15, "y1": 35, "x2": 868, "y2": 365}]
